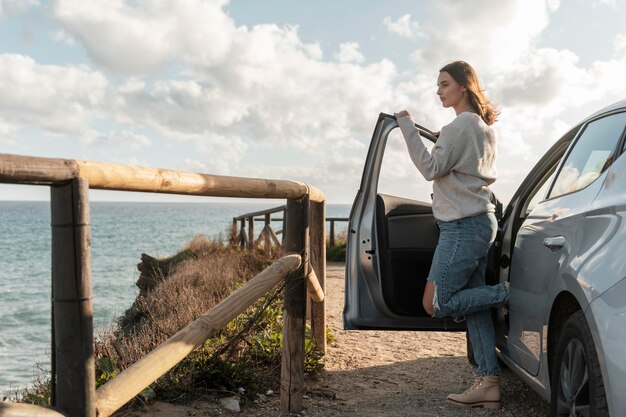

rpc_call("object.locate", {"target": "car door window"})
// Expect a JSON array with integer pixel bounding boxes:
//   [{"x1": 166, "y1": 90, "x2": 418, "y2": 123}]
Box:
[
  {"x1": 522, "y1": 168, "x2": 557, "y2": 217},
  {"x1": 378, "y1": 128, "x2": 434, "y2": 202},
  {"x1": 549, "y1": 112, "x2": 626, "y2": 198}
]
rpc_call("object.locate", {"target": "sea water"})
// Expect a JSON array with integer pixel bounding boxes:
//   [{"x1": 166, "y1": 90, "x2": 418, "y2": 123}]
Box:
[{"x1": 0, "y1": 201, "x2": 350, "y2": 396}]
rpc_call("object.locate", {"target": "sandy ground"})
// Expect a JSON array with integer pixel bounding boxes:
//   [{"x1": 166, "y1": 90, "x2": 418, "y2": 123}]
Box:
[{"x1": 124, "y1": 263, "x2": 549, "y2": 417}]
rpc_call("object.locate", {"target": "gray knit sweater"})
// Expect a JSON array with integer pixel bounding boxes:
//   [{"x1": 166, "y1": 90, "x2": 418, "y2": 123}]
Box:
[{"x1": 397, "y1": 112, "x2": 497, "y2": 222}]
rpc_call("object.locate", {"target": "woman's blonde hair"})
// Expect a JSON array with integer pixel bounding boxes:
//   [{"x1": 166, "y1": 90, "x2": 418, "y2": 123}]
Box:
[{"x1": 440, "y1": 61, "x2": 499, "y2": 125}]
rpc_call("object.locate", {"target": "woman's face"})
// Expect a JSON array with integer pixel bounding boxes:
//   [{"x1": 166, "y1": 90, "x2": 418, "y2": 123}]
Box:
[{"x1": 437, "y1": 71, "x2": 466, "y2": 110}]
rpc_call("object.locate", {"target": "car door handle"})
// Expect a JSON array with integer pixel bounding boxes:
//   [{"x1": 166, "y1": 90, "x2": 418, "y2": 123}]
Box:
[{"x1": 543, "y1": 236, "x2": 566, "y2": 251}]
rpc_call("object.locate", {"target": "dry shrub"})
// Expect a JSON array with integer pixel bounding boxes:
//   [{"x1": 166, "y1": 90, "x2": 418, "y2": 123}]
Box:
[
  {"x1": 97, "y1": 236, "x2": 281, "y2": 372},
  {"x1": 20, "y1": 235, "x2": 317, "y2": 408}
]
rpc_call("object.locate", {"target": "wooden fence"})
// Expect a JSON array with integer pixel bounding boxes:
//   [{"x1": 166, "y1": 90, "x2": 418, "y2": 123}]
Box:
[
  {"x1": 233, "y1": 205, "x2": 348, "y2": 250},
  {"x1": 0, "y1": 153, "x2": 326, "y2": 417}
]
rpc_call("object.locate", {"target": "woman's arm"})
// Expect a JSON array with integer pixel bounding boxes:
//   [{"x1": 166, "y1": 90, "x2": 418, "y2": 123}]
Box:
[{"x1": 395, "y1": 111, "x2": 464, "y2": 181}]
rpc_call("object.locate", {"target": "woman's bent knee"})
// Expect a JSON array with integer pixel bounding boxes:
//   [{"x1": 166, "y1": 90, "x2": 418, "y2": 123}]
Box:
[{"x1": 422, "y1": 280, "x2": 436, "y2": 316}]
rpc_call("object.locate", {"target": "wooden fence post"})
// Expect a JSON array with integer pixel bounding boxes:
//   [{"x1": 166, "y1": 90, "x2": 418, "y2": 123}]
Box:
[
  {"x1": 247, "y1": 216, "x2": 254, "y2": 249},
  {"x1": 310, "y1": 200, "x2": 326, "y2": 354},
  {"x1": 231, "y1": 218, "x2": 237, "y2": 245},
  {"x1": 50, "y1": 178, "x2": 96, "y2": 417},
  {"x1": 280, "y1": 196, "x2": 309, "y2": 413},
  {"x1": 281, "y1": 207, "x2": 286, "y2": 246},
  {"x1": 264, "y1": 213, "x2": 271, "y2": 252},
  {"x1": 239, "y1": 219, "x2": 246, "y2": 249}
]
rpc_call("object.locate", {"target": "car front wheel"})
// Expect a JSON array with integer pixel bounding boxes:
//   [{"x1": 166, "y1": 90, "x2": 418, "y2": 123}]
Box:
[{"x1": 550, "y1": 310, "x2": 608, "y2": 417}]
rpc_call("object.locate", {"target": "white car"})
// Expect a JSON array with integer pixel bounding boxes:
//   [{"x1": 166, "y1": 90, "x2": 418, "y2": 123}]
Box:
[{"x1": 344, "y1": 100, "x2": 626, "y2": 416}]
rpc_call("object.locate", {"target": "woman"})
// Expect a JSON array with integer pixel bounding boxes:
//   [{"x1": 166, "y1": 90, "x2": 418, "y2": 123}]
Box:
[{"x1": 395, "y1": 60, "x2": 508, "y2": 410}]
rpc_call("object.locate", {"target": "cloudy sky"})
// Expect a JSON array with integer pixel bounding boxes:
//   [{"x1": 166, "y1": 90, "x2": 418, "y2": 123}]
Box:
[{"x1": 1, "y1": 0, "x2": 625, "y2": 204}]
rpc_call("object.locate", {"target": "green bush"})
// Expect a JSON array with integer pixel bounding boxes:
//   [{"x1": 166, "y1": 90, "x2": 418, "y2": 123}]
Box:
[{"x1": 326, "y1": 229, "x2": 347, "y2": 262}]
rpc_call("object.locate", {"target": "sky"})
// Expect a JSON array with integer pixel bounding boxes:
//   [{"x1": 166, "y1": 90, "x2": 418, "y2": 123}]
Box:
[{"x1": 1, "y1": 0, "x2": 625, "y2": 204}]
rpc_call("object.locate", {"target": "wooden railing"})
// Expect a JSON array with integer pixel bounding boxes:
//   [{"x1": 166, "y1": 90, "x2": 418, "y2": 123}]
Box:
[
  {"x1": 233, "y1": 205, "x2": 348, "y2": 250},
  {"x1": 0, "y1": 153, "x2": 326, "y2": 417},
  {"x1": 232, "y1": 204, "x2": 286, "y2": 250}
]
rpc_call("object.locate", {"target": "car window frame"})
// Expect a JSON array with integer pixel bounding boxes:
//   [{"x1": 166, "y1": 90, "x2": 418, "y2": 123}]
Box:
[
  {"x1": 519, "y1": 164, "x2": 558, "y2": 219},
  {"x1": 545, "y1": 110, "x2": 626, "y2": 201},
  {"x1": 621, "y1": 120, "x2": 626, "y2": 155},
  {"x1": 377, "y1": 126, "x2": 437, "y2": 203}
]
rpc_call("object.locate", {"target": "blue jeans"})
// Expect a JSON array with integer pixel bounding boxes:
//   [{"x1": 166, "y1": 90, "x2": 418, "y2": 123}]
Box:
[{"x1": 428, "y1": 212, "x2": 507, "y2": 376}]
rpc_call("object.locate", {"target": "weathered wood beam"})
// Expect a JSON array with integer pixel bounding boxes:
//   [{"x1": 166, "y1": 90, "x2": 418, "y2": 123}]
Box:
[
  {"x1": 0, "y1": 153, "x2": 325, "y2": 202},
  {"x1": 0, "y1": 402, "x2": 67, "y2": 417},
  {"x1": 0, "y1": 154, "x2": 77, "y2": 184},
  {"x1": 306, "y1": 266, "x2": 325, "y2": 303},
  {"x1": 50, "y1": 178, "x2": 95, "y2": 417},
  {"x1": 280, "y1": 197, "x2": 309, "y2": 413},
  {"x1": 310, "y1": 201, "x2": 327, "y2": 353}
]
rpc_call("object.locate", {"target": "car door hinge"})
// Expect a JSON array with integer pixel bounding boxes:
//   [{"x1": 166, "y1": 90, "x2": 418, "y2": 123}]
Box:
[{"x1": 365, "y1": 249, "x2": 375, "y2": 254}]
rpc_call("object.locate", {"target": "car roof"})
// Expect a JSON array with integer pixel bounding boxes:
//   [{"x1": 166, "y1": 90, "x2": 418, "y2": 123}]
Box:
[{"x1": 585, "y1": 99, "x2": 626, "y2": 121}]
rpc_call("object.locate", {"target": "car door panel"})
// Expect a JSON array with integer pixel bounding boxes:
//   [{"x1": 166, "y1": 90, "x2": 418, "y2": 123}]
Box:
[
  {"x1": 344, "y1": 113, "x2": 464, "y2": 330},
  {"x1": 376, "y1": 194, "x2": 439, "y2": 316},
  {"x1": 507, "y1": 207, "x2": 579, "y2": 376},
  {"x1": 506, "y1": 142, "x2": 611, "y2": 376}
]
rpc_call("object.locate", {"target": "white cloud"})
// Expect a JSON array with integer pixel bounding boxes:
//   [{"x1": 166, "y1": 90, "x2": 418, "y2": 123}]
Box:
[
  {"x1": 591, "y1": 0, "x2": 616, "y2": 7},
  {"x1": 100, "y1": 25, "x2": 398, "y2": 148},
  {"x1": 4, "y1": 0, "x2": 624, "y2": 204},
  {"x1": 182, "y1": 158, "x2": 208, "y2": 171},
  {"x1": 383, "y1": 14, "x2": 423, "y2": 39},
  {"x1": 0, "y1": 54, "x2": 107, "y2": 134},
  {"x1": 54, "y1": 0, "x2": 235, "y2": 74},
  {"x1": 0, "y1": 119, "x2": 17, "y2": 135},
  {"x1": 164, "y1": 131, "x2": 247, "y2": 175},
  {"x1": 489, "y1": 48, "x2": 582, "y2": 110},
  {"x1": 53, "y1": 1, "x2": 398, "y2": 149},
  {"x1": 94, "y1": 130, "x2": 151, "y2": 150},
  {"x1": 111, "y1": 79, "x2": 249, "y2": 132},
  {"x1": 335, "y1": 42, "x2": 365, "y2": 64},
  {"x1": 178, "y1": 157, "x2": 232, "y2": 175},
  {"x1": 0, "y1": 0, "x2": 38, "y2": 16},
  {"x1": 614, "y1": 34, "x2": 626, "y2": 56},
  {"x1": 51, "y1": 29, "x2": 77, "y2": 46},
  {"x1": 412, "y1": 0, "x2": 561, "y2": 73},
  {"x1": 188, "y1": 131, "x2": 248, "y2": 158},
  {"x1": 0, "y1": 119, "x2": 18, "y2": 145}
]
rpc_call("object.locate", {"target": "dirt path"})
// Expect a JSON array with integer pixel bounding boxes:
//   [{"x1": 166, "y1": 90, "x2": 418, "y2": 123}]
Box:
[{"x1": 127, "y1": 263, "x2": 549, "y2": 417}]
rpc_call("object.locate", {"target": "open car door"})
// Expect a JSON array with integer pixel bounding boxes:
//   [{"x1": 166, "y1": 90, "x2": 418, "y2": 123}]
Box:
[{"x1": 343, "y1": 113, "x2": 465, "y2": 331}]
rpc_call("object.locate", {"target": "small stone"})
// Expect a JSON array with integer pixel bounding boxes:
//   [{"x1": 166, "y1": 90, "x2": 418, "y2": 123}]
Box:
[
  {"x1": 265, "y1": 389, "x2": 274, "y2": 396},
  {"x1": 219, "y1": 396, "x2": 240, "y2": 412},
  {"x1": 238, "y1": 387, "x2": 246, "y2": 395}
]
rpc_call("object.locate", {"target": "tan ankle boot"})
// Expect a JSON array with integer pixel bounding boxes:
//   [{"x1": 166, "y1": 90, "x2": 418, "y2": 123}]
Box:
[{"x1": 447, "y1": 375, "x2": 501, "y2": 410}]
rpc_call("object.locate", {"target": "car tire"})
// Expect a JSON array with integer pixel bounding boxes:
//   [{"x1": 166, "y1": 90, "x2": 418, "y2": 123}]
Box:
[{"x1": 550, "y1": 310, "x2": 608, "y2": 417}]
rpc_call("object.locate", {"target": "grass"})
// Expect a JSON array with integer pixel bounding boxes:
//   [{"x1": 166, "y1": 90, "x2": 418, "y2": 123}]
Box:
[
  {"x1": 326, "y1": 230, "x2": 347, "y2": 262},
  {"x1": 17, "y1": 235, "x2": 329, "y2": 409}
]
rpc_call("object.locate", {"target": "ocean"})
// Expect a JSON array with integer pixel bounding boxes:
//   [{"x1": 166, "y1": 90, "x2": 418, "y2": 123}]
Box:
[{"x1": 0, "y1": 200, "x2": 351, "y2": 396}]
